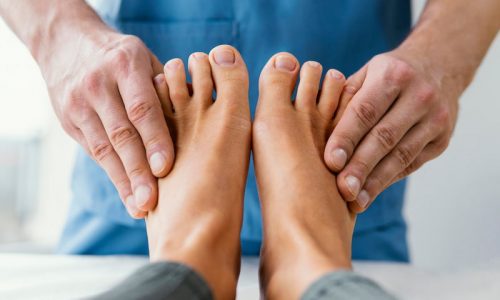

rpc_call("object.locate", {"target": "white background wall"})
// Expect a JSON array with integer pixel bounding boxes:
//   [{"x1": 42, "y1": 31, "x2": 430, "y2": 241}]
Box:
[{"x1": 0, "y1": 1, "x2": 499, "y2": 269}]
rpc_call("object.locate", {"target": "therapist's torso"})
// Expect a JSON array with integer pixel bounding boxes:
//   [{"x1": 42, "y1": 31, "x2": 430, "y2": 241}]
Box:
[{"x1": 63, "y1": 0, "x2": 411, "y2": 260}]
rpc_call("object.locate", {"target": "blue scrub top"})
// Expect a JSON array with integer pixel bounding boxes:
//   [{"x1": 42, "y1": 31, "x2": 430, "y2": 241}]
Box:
[{"x1": 59, "y1": 0, "x2": 411, "y2": 261}]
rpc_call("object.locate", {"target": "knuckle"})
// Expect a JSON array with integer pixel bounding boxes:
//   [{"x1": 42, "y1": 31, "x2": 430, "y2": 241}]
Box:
[
  {"x1": 90, "y1": 142, "x2": 114, "y2": 162},
  {"x1": 350, "y1": 158, "x2": 371, "y2": 176},
  {"x1": 127, "y1": 100, "x2": 154, "y2": 124},
  {"x1": 63, "y1": 91, "x2": 85, "y2": 113},
  {"x1": 109, "y1": 125, "x2": 139, "y2": 147},
  {"x1": 334, "y1": 132, "x2": 357, "y2": 153},
  {"x1": 415, "y1": 84, "x2": 437, "y2": 107},
  {"x1": 384, "y1": 59, "x2": 414, "y2": 85},
  {"x1": 353, "y1": 101, "x2": 378, "y2": 129},
  {"x1": 110, "y1": 48, "x2": 132, "y2": 75},
  {"x1": 435, "y1": 105, "x2": 452, "y2": 127},
  {"x1": 129, "y1": 165, "x2": 148, "y2": 179},
  {"x1": 367, "y1": 176, "x2": 385, "y2": 194},
  {"x1": 83, "y1": 70, "x2": 105, "y2": 95},
  {"x1": 394, "y1": 144, "x2": 415, "y2": 168},
  {"x1": 372, "y1": 125, "x2": 398, "y2": 150}
]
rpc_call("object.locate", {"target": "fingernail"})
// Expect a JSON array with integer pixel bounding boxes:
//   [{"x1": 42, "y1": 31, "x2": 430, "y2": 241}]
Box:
[
  {"x1": 331, "y1": 148, "x2": 347, "y2": 169},
  {"x1": 213, "y1": 48, "x2": 235, "y2": 66},
  {"x1": 329, "y1": 69, "x2": 344, "y2": 80},
  {"x1": 126, "y1": 195, "x2": 139, "y2": 215},
  {"x1": 166, "y1": 58, "x2": 181, "y2": 69},
  {"x1": 154, "y1": 74, "x2": 165, "y2": 85},
  {"x1": 357, "y1": 190, "x2": 370, "y2": 209},
  {"x1": 150, "y1": 152, "x2": 166, "y2": 174},
  {"x1": 275, "y1": 55, "x2": 296, "y2": 71},
  {"x1": 345, "y1": 175, "x2": 361, "y2": 197},
  {"x1": 135, "y1": 185, "x2": 152, "y2": 208}
]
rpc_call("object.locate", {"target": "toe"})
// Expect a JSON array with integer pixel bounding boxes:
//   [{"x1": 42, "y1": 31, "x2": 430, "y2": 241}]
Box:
[
  {"x1": 164, "y1": 58, "x2": 190, "y2": 111},
  {"x1": 258, "y1": 53, "x2": 300, "y2": 109},
  {"x1": 295, "y1": 61, "x2": 322, "y2": 111},
  {"x1": 208, "y1": 45, "x2": 249, "y2": 107},
  {"x1": 188, "y1": 52, "x2": 214, "y2": 108},
  {"x1": 317, "y1": 69, "x2": 345, "y2": 119}
]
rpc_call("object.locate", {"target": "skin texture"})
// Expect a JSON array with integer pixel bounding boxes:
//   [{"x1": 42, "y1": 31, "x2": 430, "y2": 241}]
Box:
[
  {"x1": 0, "y1": 0, "x2": 175, "y2": 218},
  {"x1": 147, "y1": 49, "x2": 355, "y2": 299},
  {"x1": 324, "y1": 0, "x2": 500, "y2": 212},
  {"x1": 253, "y1": 53, "x2": 356, "y2": 299},
  {"x1": 146, "y1": 45, "x2": 251, "y2": 300}
]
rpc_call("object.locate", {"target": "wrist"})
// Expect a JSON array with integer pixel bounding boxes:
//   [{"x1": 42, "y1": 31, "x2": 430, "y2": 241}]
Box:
[
  {"x1": 394, "y1": 36, "x2": 472, "y2": 96},
  {"x1": 33, "y1": 1, "x2": 115, "y2": 70}
]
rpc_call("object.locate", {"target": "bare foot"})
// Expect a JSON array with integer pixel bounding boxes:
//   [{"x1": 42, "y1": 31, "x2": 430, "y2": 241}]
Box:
[
  {"x1": 145, "y1": 45, "x2": 251, "y2": 300},
  {"x1": 253, "y1": 53, "x2": 356, "y2": 299}
]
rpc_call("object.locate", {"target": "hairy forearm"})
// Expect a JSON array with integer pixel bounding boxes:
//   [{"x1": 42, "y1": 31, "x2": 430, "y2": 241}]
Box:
[
  {"x1": 398, "y1": 0, "x2": 500, "y2": 93},
  {"x1": 0, "y1": 0, "x2": 114, "y2": 66}
]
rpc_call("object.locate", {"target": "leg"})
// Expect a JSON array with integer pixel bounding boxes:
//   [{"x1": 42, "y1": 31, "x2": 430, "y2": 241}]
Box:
[
  {"x1": 253, "y1": 53, "x2": 356, "y2": 299},
  {"x1": 145, "y1": 45, "x2": 250, "y2": 299}
]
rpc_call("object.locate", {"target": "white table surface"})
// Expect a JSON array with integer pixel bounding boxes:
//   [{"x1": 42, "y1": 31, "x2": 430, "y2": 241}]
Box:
[{"x1": 1, "y1": 254, "x2": 499, "y2": 300}]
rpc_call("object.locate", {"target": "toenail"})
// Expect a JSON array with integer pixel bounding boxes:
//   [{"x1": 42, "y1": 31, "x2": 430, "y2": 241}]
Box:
[
  {"x1": 275, "y1": 55, "x2": 297, "y2": 71},
  {"x1": 166, "y1": 59, "x2": 181, "y2": 70},
  {"x1": 329, "y1": 69, "x2": 344, "y2": 80},
  {"x1": 307, "y1": 61, "x2": 321, "y2": 68},
  {"x1": 213, "y1": 48, "x2": 235, "y2": 66},
  {"x1": 135, "y1": 185, "x2": 152, "y2": 208},
  {"x1": 191, "y1": 52, "x2": 207, "y2": 60},
  {"x1": 345, "y1": 175, "x2": 361, "y2": 197},
  {"x1": 331, "y1": 148, "x2": 347, "y2": 169},
  {"x1": 356, "y1": 190, "x2": 370, "y2": 208},
  {"x1": 150, "y1": 152, "x2": 166, "y2": 174}
]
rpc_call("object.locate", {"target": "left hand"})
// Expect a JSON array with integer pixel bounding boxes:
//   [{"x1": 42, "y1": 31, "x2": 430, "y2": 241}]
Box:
[{"x1": 324, "y1": 49, "x2": 459, "y2": 213}]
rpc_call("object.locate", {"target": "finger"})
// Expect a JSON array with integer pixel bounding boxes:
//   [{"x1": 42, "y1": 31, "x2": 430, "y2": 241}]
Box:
[
  {"x1": 125, "y1": 194, "x2": 147, "y2": 219},
  {"x1": 92, "y1": 87, "x2": 158, "y2": 212},
  {"x1": 74, "y1": 110, "x2": 133, "y2": 203},
  {"x1": 153, "y1": 73, "x2": 173, "y2": 116},
  {"x1": 350, "y1": 122, "x2": 435, "y2": 213},
  {"x1": 117, "y1": 62, "x2": 175, "y2": 179},
  {"x1": 150, "y1": 52, "x2": 165, "y2": 75},
  {"x1": 325, "y1": 65, "x2": 367, "y2": 169},
  {"x1": 393, "y1": 137, "x2": 449, "y2": 182},
  {"x1": 325, "y1": 63, "x2": 407, "y2": 173},
  {"x1": 337, "y1": 90, "x2": 427, "y2": 201}
]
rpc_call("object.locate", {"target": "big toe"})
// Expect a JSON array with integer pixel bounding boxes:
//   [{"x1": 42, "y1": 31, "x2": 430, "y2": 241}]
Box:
[
  {"x1": 208, "y1": 45, "x2": 249, "y2": 107},
  {"x1": 258, "y1": 53, "x2": 300, "y2": 108}
]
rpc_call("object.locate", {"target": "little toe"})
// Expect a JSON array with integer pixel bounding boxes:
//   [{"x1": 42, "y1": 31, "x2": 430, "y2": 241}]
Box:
[
  {"x1": 164, "y1": 58, "x2": 190, "y2": 111},
  {"x1": 188, "y1": 52, "x2": 214, "y2": 108},
  {"x1": 208, "y1": 45, "x2": 249, "y2": 108},
  {"x1": 258, "y1": 52, "x2": 300, "y2": 109},
  {"x1": 318, "y1": 69, "x2": 345, "y2": 119},
  {"x1": 295, "y1": 61, "x2": 322, "y2": 111}
]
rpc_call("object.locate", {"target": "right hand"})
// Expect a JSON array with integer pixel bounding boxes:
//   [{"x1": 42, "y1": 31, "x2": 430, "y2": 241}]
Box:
[{"x1": 43, "y1": 30, "x2": 174, "y2": 218}]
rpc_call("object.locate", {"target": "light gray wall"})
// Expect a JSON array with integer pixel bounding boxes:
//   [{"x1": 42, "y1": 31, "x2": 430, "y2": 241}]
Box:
[{"x1": 406, "y1": 0, "x2": 500, "y2": 269}]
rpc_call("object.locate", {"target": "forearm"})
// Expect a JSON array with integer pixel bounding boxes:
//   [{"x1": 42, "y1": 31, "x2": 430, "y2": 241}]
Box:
[
  {"x1": 0, "y1": 0, "x2": 114, "y2": 67},
  {"x1": 397, "y1": 0, "x2": 500, "y2": 93}
]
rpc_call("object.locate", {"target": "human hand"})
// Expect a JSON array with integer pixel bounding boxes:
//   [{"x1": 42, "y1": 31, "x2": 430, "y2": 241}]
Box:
[
  {"x1": 324, "y1": 50, "x2": 459, "y2": 213},
  {"x1": 43, "y1": 30, "x2": 174, "y2": 218}
]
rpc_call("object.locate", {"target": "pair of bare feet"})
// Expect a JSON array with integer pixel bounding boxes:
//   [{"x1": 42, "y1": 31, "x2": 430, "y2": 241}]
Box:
[{"x1": 144, "y1": 45, "x2": 356, "y2": 300}]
